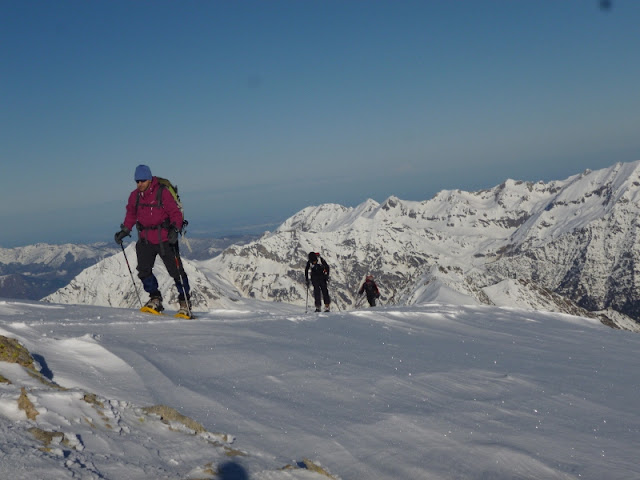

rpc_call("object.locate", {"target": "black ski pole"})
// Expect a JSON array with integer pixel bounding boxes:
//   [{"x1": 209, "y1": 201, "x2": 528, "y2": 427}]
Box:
[
  {"x1": 305, "y1": 283, "x2": 309, "y2": 313},
  {"x1": 121, "y1": 243, "x2": 142, "y2": 308},
  {"x1": 331, "y1": 287, "x2": 342, "y2": 312},
  {"x1": 172, "y1": 243, "x2": 192, "y2": 318}
]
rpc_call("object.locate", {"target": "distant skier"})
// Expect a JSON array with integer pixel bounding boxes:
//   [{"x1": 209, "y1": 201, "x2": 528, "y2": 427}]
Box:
[
  {"x1": 305, "y1": 252, "x2": 331, "y2": 312},
  {"x1": 359, "y1": 275, "x2": 380, "y2": 307},
  {"x1": 114, "y1": 164, "x2": 191, "y2": 317}
]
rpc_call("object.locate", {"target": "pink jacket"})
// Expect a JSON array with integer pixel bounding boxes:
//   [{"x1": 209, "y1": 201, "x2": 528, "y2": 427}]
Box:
[{"x1": 122, "y1": 177, "x2": 183, "y2": 244}]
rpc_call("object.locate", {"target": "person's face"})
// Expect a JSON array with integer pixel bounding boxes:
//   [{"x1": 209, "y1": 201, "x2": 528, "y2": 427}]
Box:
[{"x1": 136, "y1": 179, "x2": 151, "y2": 192}]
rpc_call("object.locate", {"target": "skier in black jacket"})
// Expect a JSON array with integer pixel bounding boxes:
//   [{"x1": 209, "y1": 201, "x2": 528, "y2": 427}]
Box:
[
  {"x1": 359, "y1": 274, "x2": 380, "y2": 307},
  {"x1": 305, "y1": 252, "x2": 331, "y2": 312}
]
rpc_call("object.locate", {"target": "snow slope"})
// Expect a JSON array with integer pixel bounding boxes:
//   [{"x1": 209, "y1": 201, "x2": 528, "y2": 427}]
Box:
[{"x1": 2, "y1": 298, "x2": 640, "y2": 479}]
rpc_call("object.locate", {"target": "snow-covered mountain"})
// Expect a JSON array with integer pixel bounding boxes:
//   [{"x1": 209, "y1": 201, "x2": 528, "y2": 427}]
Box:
[
  {"x1": 0, "y1": 243, "x2": 117, "y2": 300},
  {"x1": 485, "y1": 162, "x2": 640, "y2": 319},
  {"x1": 204, "y1": 161, "x2": 640, "y2": 329},
  {"x1": 0, "y1": 243, "x2": 114, "y2": 267},
  {"x1": 42, "y1": 161, "x2": 640, "y2": 330}
]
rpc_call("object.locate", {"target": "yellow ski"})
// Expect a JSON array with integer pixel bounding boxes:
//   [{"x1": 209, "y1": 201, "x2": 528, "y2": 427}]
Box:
[
  {"x1": 140, "y1": 306, "x2": 194, "y2": 319},
  {"x1": 140, "y1": 306, "x2": 164, "y2": 315}
]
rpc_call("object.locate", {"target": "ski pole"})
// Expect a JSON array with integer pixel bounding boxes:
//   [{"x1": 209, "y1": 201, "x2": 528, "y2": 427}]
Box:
[
  {"x1": 121, "y1": 243, "x2": 142, "y2": 308},
  {"x1": 331, "y1": 287, "x2": 342, "y2": 312},
  {"x1": 334, "y1": 299, "x2": 342, "y2": 312},
  {"x1": 305, "y1": 283, "x2": 309, "y2": 313},
  {"x1": 172, "y1": 243, "x2": 192, "y2": 318}
]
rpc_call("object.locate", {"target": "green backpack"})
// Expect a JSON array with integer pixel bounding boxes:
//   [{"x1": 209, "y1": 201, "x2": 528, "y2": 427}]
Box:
[{"x1": 155, "y1": 177, "x2": 185, "y2": 221}]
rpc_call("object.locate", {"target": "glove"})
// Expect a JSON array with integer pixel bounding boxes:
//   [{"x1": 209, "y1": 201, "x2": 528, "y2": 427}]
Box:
[
  {"x1": 114, "y1": 226, "x2": 131, "y2": 245},
  {"x1": 306, "y1": 279, "x2": 310, "y2": 288},
  {"x1": 168, "y1": 225, "x2": 180, "y2": 245}
]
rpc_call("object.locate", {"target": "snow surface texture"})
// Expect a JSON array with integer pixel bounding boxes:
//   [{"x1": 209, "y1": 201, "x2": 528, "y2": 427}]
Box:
[
  {"x1": 1, "y1": 298, "x2": 640, "y2": 479},
  {"x1": 45, "y1": 160, "x2": 640, "y2": 329}
]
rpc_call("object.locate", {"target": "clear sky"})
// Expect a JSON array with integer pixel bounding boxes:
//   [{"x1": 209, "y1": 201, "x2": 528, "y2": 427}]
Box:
[{"x1": 2, "y1": 0, "x2": 639, "y2": 247}]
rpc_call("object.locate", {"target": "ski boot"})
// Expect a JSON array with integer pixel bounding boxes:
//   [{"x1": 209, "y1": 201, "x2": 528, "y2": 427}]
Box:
[
  {"x1": 175, "y1": 297, "x2": 193, "y2": 319},
  {"x1": 141, "y1": 296, "x2": 163, "y2": 315}
]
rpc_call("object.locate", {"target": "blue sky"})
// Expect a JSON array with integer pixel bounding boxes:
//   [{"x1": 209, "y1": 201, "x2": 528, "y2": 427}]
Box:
[{"x1": 2, "y1": 1, "x2": 639, "y2": 247}]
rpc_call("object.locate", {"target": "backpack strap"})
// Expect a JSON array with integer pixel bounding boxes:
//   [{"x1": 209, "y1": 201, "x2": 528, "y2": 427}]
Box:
[
  {"x1": 135, "y1": 184, "x2": 165, "y2": 212},
  {"x1": 156, "y1": 184, "x2": 164, "y2": 208}
]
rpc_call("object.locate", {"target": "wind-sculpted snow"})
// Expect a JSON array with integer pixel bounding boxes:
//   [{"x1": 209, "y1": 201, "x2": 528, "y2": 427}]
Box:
[{"x1": 1, "y1": 299, "x2": 640, "y2": 479}]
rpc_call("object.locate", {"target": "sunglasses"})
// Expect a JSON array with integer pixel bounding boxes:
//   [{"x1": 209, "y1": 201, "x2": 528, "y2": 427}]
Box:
[{"x1": 136, "y1": 179, "x2": 149, "y2": 184}]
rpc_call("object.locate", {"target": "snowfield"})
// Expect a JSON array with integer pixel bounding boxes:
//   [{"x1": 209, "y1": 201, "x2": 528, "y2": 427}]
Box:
[{"x1": 1, "y1": 298, "x2": 639, "y2": 479}]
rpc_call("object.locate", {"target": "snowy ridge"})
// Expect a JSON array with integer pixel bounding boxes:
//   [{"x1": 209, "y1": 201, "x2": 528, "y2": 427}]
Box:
[
  {"x1": 487, "y1": 161, "x2": 640, "y2": 320},
  {"x1": 507, "y1": 162, "x2": 640, "y2": 245},
  {"x1": 1, "y1": 299, "x2": 640, "y2": 479}
]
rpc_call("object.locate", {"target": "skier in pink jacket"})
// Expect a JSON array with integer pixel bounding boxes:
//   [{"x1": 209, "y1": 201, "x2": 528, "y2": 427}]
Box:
[{"x1": 114, "y1": 165, "x2": 191, "y2": 316}]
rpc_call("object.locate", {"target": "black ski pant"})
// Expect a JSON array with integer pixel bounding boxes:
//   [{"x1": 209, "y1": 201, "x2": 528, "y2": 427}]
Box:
[
  {"x1": 366, "y1": 294, "x2": 377, "y2": 307},
  {"x1": 311, "y1": 278, "x2": 330, "y2": 309},
  {"x1": 136, "y1": 241, "x2": 190, "y2": 300}
]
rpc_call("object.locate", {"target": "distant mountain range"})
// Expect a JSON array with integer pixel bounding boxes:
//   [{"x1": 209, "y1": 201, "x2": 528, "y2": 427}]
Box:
[
  {"x1": 0, "y1": 243, "x2": 118, "y2": 300},
  {"x1": 11, "y1": 162, "x2": 640, "y2": 332},
  {"x1": 0, "y1": 236, "x2": 257, "y2": 302}
]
